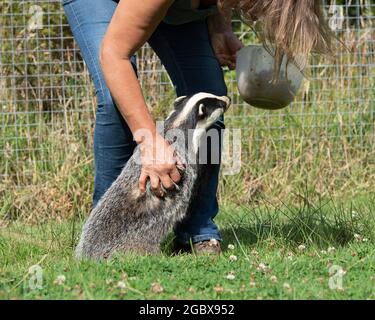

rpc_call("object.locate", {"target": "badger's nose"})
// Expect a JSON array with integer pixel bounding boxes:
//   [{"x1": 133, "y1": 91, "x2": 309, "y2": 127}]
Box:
[{"x1": 221, "y1": 96, "x2": 231, "y2": 111}]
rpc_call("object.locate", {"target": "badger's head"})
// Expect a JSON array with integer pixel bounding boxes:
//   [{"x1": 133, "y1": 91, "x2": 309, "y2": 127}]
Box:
[
  {"x1": 165, "y1": 93, "x2": 231, "y2": 158},
  {"x1": 167, "y1": 93, "x2": 231, "y2": 131}
]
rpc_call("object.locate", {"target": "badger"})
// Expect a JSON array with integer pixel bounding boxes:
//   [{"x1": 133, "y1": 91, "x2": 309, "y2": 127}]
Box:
[{"x1": 75, "y1": 93, "x2": 230, "y2": 260}]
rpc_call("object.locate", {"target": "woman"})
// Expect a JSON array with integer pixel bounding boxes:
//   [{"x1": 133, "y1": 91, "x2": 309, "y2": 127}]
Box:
[{"x1": 62, "y1": 0, "x2": 334, "y2": 255}]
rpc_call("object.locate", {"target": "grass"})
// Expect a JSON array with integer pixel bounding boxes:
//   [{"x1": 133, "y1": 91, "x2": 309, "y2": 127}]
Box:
[
  {"x1": 0, "y1": 0, "x2": 374, "y2": 300},
  {"x1": 1, "y1": 198, "x2": 375, "y2": 300}
]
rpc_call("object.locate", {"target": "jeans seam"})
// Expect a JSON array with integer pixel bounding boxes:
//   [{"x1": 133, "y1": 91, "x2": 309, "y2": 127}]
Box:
[
  {"x1": 69, "y1": 3, "x2": 106, "y2": 106},
  {"x1": 69, "y1": 2, "x2": 107, "y2": 176}
]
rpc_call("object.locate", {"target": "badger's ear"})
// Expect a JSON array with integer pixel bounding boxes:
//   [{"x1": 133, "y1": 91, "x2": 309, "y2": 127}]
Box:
[
  {"x1": 198, "y1": 103, "x2": 206, "y2": 117},
  {"x1": 174, "y1": 96, "x2": 187, "y2": 109}
]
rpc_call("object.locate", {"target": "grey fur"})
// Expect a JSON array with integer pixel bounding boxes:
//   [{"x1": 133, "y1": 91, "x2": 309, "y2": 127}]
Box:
[{"x1": 75, "y1": 93, "x2": 230, "y2": 260}]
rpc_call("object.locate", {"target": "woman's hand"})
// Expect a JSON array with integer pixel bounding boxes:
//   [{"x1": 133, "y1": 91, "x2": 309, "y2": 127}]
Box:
[
  {"x1": 208, "y1": 13, "x2": 244, "y2": 70},
  {"x1": 138, "y1": 133, "x2": 184, "y2": 197}
]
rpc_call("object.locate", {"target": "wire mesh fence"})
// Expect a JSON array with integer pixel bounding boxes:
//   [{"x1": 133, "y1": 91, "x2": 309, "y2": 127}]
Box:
[{"x1": 0, "y1": 0, "x2": 374, "y2": 189}]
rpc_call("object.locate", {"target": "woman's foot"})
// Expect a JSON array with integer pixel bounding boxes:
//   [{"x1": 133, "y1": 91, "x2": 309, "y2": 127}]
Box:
[
  {"x1": 172, "y1": 238, "x2": 221, "y2": 256},
  {"x1": 193, "y1": 239, "x2": 222, "y2": 255}
]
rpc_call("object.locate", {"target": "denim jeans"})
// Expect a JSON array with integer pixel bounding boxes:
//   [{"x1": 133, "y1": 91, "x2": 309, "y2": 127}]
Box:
[{"x1": 62, "y1": 0, "x2": 227, "y2": 244}]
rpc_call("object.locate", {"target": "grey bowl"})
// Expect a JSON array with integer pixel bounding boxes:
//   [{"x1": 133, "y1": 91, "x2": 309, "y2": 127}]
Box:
[{"x1": 236, "y1": 45, "x2": 304, "y2": 110}]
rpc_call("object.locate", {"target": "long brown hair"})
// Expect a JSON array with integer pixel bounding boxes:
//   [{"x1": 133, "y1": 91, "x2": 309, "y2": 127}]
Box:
[{"x1": 219, "y1": 0, "x2": 336, "y2": 79}]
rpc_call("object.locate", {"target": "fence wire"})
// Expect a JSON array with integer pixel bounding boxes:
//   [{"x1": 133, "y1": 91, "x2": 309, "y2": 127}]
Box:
[{"x1": 0, "y1": 0, "x2": 374, "y2": 186}]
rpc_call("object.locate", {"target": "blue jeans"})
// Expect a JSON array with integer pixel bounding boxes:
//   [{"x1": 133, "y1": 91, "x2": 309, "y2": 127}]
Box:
[{"x1": 62, "y1": 0, "x2": 227, "y2": 244}]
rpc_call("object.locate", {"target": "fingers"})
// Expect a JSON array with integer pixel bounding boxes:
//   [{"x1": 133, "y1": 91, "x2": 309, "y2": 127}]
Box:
[
  {"x1": 139, "y1": 172, "x2": 148, "y2": 194},
  {"x1": 227, "y1": 60, "x2": 236, "y2": 70},
  {"x1": 172, "y1": 157, "x2": 184, "y2": 183},
  {"x1": 170, "y1": 167, "x2": 182, "y2": 185},
  {"x1": 160, "y1": 176, "x2": 175, "y2": 191},
  {"x1": 218, "y1": 53, "x2": 236, "y2": 70},
  {"x1": 139, "y1": 170, "x2": 183, "y2": 197},
  {"x1": 139, "y1": 153, "x2": 185, "y2": 196},
  {"x1": 150, "y1": 175, "x2": 161, "y2": 196},
  {"x1": 139, "y1": 172, "x2": 164, "y2": 197},
  {"x1": 231, "y1": 38, "x2": 244, "y2": 52},
  {"x1": 218, "y1": 54, "x2": 231, "y2": 66},
  {"x1": 176, "y1": 158, "x2": 186, "y2": 172},
  {"x1": 150, "y1": 175, "x2": 164, "y2": 198},
  {"x1": 139, "y1": 168, "x2": 182, "y2": 196},
  {"x1": 227, "y1": 54, "x2": 237, "y2": 70},
  {"x1": 139, "y1": 172, "x2": 165, "y2": 197},
  {"x1": 226, "y1": 33, "x2": 244, "y2": 53}
]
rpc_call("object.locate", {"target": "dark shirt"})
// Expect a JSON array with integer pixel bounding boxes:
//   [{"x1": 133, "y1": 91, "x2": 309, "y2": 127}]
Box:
[{"x1": 163, "y1": 0, "x2": 217, "y2": 25}]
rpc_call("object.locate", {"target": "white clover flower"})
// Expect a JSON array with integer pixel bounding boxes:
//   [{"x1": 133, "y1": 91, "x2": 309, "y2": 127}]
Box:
[
  {"x1": 283, "y1": 282, "x2": 291, "y2": 289},
  {"x1": 258, "y1": 263, "x2": 267, "y2": 270},
  {"x1": 327, "y1": 247, "x2": 336, "y2": 253},
  {"x1": 320, "y1": 250, "x2": 327, "y2": 255},
  {"x1": 229, "y1": 255, "x2": 238, "y2": 262},
  {"x1": 298, "y1": 244, "x2": 306, "y2": 251},
  {"x1": 257, "y1": 262, "x2": 270, "y2": 273},
  {"x1": 251, "y1": 250, "x2": 259, "y2": 256},
  {"x1": 117, "y1": 281, "x2": 126, "y2": 289},
  {"x1": 270, "y1": 275, "x2": 278, "y2": 283},
  {"x1": 227, "y1": 244, "x2": 235, "y2": 250},
  {"x1": 150, "y1": 282, "x2": 164, "y2": 293},
  {"x1": 54, "y1": 274, "x2": 66, "y2": 285},
  {"x1": 226, "y1": 272, "x2": 236, "y2": 280}
]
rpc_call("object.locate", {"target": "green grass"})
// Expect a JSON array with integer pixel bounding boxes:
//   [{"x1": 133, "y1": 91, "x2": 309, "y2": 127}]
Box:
[{"x1": 1, "y1": 199, "x2": 375, "y2": 300}]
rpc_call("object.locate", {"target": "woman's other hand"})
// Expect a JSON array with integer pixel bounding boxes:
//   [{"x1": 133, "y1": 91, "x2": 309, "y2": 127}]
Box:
[{"x1": 208, "y1": 13, "x2": 244, "y2": 70}]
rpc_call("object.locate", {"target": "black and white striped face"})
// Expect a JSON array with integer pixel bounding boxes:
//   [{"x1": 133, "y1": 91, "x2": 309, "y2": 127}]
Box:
[{"x1": 170, "y1": 93, "x2": 231, "y2": 130}]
